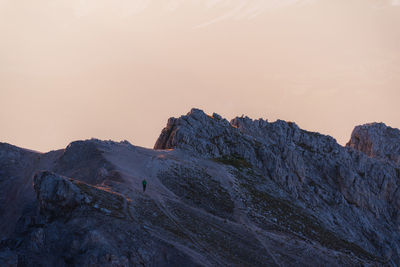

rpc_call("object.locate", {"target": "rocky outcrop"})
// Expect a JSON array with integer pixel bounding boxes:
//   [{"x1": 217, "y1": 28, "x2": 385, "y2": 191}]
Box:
[
  {"x1": 34, "y1": 171, "x2": 86, "y2": 216},
  {"x1": 154, "y1": 109, "x2": 250, "y2": 158},
  {"x1": 33, "y1": 171, "x2": 128, "y2": 219},
  {"x1": 347, "y1": 122, "x2": 400, "y2": 165}
]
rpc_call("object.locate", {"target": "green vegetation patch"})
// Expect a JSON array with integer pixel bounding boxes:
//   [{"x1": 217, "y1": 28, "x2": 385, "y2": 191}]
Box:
[
  {"x1": 240, "y1": 180, "x2": 382, "y2": 263},
  {"x1": 158, "y1": 164, "x2": 234, "y2": 219},
  {"x1": 133, "y1": 198, "x2": 192, "y2": 243},
  {"x1": 167, "y1": 200, "x2": 276, "y2": 266},
  {"x1": 213, "y1": 154, "x2": 252, "y2": 170}
]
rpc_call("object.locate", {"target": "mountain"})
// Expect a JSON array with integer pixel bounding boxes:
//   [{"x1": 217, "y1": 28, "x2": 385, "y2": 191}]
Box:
[{"x1": 0, "y1": 108, "x2": 399, "y2": 266}]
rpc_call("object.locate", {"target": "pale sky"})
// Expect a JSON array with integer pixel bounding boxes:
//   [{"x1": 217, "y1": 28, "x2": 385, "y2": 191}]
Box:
[{"x1": 1, "y1": 0, "x2": 399, "y2": 152}]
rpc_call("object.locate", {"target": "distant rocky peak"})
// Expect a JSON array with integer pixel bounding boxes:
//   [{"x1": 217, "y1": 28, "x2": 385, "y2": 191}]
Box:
[
  {"x1": 153, "y1": 108, "x2": 339, "y2": 168},
  {"x1": 347, "y1": 122, "x2": 400, "y2": 165},
  {"x1": 154, "y1": 108, "x2": 232, "y2": 152},
  {"x1": 186, "y1": 108, "x2": 211, "y2": 120}
]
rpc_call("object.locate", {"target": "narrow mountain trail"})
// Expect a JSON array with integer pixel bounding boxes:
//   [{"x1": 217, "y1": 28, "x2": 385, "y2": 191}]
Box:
[
  {"x1": 226, "y1": 170, "x2": 282, "y2": 267},
  {"x1": 154, "y1": 193, "x2": 225, "y2": 267}
]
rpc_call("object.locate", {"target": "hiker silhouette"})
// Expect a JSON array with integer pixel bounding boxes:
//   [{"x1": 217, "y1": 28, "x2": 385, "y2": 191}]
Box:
[{"x1": 142, "y1": 179, "x2": 147, "y2": 192}]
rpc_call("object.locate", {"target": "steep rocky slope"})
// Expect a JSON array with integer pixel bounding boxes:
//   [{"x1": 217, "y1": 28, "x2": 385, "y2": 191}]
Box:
[{"x1": 1, "y1": 108, "x2": 400, "y2": 266}]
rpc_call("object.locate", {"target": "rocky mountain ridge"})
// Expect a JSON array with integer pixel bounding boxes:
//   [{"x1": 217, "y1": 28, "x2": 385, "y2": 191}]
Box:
[{"x1": 0, "y1": 108, "x2": 399, "y2": 266}]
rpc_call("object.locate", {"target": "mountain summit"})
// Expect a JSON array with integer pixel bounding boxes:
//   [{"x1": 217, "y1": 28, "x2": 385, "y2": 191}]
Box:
[{"x1": 1, "y1": 109, "x2": 399, "y2": 266}]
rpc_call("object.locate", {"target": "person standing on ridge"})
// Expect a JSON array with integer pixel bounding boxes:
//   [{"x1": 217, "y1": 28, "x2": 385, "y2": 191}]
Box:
[{"x1": 142, "y1": 179, "x2": 147, "y2": 192}]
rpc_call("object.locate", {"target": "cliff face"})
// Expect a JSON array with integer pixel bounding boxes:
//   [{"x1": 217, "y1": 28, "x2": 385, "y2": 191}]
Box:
[
  {"x1": 1, "y1": 108, "x2": 400, "y2": 266},
  {"x1": 347, "y1": 122, "x2": 400, "y2": 165}
]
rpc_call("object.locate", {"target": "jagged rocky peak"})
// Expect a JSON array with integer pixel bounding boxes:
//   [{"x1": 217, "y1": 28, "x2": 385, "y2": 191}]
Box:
[
  {"x1": 347, "y1": 122, "x2": 400, "y2": 165},
  {"x1": 153, "y1": 108, "x2": 274, "y2": 152},
  {"x1": 154, "y1": 108, "x2": 338, "y2": 159},
  {"x1": 154, "y1": 108, "x2": 231, "y2": 153}
]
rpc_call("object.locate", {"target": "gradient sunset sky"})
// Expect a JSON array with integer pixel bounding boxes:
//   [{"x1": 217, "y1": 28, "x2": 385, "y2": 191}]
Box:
[{"x1": 1, "y1": 0, "x2": 399, "y2": 152}]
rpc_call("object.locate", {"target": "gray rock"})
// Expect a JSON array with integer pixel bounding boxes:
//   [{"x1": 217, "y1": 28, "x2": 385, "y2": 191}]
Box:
[
  {"x1": 347, "y1": 122, "x2": 400, "y2": 165},
  {"x1": 34, "y1": 171, "x2": 84, "y2": 216}
]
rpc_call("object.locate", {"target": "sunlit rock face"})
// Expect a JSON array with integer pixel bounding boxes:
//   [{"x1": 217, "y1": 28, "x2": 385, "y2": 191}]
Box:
[
  {"x1": 347, "y1": 122, "x2": 400, "y2": 165},
  {"x1": 1, "y1": 108, "x2": 400, "y2": 266}
]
